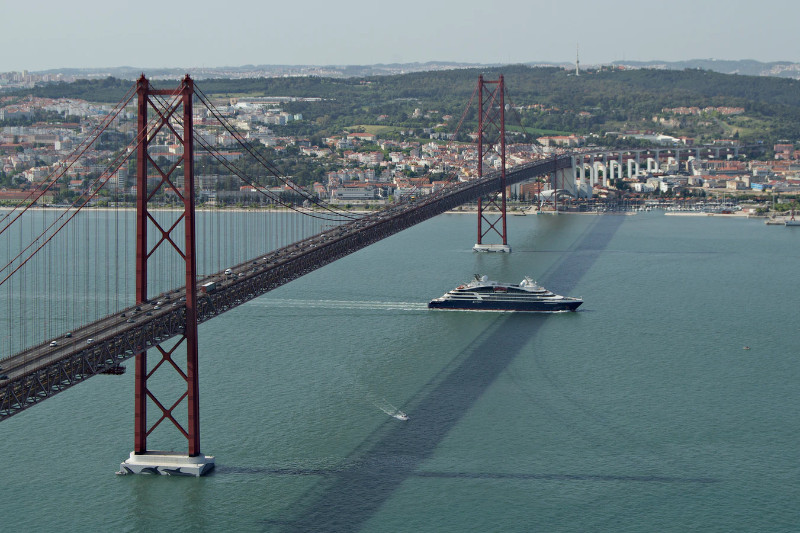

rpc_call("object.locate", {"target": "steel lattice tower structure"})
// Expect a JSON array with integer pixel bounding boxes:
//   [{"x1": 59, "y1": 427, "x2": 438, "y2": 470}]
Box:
[
  {"x1": 474, "y1": 75, "x2": 510, "y2": 253},
  {"x1": 119, "y1": 75, "x2": 214, "y2": 476}
]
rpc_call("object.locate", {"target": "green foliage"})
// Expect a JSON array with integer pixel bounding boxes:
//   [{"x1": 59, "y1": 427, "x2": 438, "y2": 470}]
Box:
[
  {"x1": 14, "y1": 65, "x2": 800, "y2": 149},
  {"x1": 13, "y1": 76, "x2": 134, "y2": 102}
]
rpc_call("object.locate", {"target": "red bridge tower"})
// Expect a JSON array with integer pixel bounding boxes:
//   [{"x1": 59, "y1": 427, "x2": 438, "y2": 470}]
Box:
[
  {"x1": 118, "y1": 75, "x2": 214, "y2": 476},
  {"x1": 473, "y1": 75, "x2": 511, "y2": 253}
]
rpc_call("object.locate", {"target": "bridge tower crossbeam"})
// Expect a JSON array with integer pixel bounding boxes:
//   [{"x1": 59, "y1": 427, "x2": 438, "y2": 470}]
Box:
[{"x1": 473, "y1": 75, "x2": 510, "y2": 253}]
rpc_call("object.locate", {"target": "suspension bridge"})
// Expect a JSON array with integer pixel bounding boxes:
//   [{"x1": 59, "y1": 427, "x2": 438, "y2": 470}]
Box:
[{"x1": 0, "y1": 74, "x2": 571, "y2": 474}]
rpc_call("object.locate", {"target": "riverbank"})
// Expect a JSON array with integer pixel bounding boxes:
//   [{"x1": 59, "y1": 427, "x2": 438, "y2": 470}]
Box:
[{"x1": 664, "y1": 211, "x2": 754, "y2": 218}]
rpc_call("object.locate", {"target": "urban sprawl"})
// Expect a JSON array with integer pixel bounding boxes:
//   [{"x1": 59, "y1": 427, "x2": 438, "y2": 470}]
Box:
[{"x1": 1, "y1": 91, "x2": 799, "y2": 212}]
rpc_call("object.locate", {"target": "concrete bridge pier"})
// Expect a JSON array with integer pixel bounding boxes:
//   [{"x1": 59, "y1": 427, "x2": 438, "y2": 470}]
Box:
[
  {"x1": 556, "y1": 168, "x2": 577, "y2": 197},
  {"x1": 579, "y1": 180, "x2": 593, "y2": 198},
  {"x1": 627, "y1": 158, "x2": 640, "y2": 178},
  {"x1": 571, "y1": 156, "x2": 591, "y2": 197},
  {"x1": 603, "y1": 154, "x2": 613, "y2": 185},
  {"x1": 571, "y1": 156, "x2": 578, "y2": 186},
  {"x1": 608, "y1": 160, "x2": 620, "y2": 182},
  {"x1": 687, "y1": 156, "x2": 696, "y2": 174},
  {"x1": 572, "y1": 157, "x2": 589, "y2": 198},
  {"x1": 592, "y1": 162, "x2": 602, "y2": 187}
]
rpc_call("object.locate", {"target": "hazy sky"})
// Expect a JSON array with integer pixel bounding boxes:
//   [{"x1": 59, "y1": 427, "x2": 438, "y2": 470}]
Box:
[{"x1": 4, "y1": 0, "x2": 799, "y2": 71}]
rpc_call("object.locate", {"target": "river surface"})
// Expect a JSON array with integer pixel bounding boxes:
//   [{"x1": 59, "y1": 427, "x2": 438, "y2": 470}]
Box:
[{"x1": 1, "y1": 211, "x2": 798, "y2": 532}]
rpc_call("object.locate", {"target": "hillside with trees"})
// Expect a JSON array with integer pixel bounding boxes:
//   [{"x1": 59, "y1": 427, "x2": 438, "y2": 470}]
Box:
[{"x1": 13, "y1": 65, "x2": 800, "y2": 145}]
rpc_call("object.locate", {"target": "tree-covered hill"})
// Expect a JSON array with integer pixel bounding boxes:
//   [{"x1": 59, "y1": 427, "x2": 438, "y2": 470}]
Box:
[{"x1": 13, "y1": 65, "x2": 800, "y2": 143}]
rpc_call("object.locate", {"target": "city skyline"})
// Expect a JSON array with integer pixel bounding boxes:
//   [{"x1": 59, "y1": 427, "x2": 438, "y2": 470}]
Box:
[{"x1": 3, "y1": 0, "x2": 800, "y2": 72}]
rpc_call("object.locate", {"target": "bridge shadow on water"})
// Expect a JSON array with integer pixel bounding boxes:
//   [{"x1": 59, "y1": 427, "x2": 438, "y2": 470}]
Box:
[{"x1": 251, "y1": 215, "x2": 708, "y2": 532}]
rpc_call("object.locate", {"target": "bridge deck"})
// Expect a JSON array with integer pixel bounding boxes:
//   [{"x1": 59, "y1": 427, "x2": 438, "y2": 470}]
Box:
[{"x1": 0, "y1": 156, "x2": 570, "y2": 421}]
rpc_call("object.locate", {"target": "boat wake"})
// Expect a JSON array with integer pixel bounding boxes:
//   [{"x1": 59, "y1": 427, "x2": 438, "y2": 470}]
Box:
[
  {"x1": 373, "y1": 398, "x2": 409, "y2": 421},
  {"x1": 253, "y1": 299, "x2": 428, "y2": 312}
]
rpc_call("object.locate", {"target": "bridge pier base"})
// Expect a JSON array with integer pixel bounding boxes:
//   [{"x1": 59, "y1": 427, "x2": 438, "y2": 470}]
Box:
[
  {"x1": 118, "y1": 451, "x2": 215, "y2": 477},
  {"x1": 473, "y1": 243, "x2": 512, "y2": 253}
]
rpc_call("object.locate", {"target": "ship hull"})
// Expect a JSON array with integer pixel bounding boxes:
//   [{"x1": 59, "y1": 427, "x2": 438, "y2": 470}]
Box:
[{"x1": 428, "y1": 298, "x2": 582, "y2": 312}]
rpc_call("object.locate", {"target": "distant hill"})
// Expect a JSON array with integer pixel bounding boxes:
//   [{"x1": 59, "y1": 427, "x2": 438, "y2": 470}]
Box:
[
  {"x1": 31, "y1": 62, "x2": 505, "y2": 81},
  {"x1": 10, "y1": 65, "x2": 800, "y2": 144},
  {"x1": 610, "y1": 59, "x2": 800, "y2": 79},
  {"x1": 27, "y1": 59, "x2": 800, "y2": 81}
]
